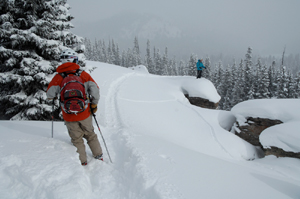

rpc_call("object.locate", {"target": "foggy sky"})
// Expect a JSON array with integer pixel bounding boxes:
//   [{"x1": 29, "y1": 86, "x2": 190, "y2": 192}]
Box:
[{"x1": 68, "y1": 0, "x2": 300, "y2": 57}]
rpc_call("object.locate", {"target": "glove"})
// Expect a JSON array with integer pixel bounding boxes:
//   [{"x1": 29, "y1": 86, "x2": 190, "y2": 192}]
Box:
[{"x1": 91, "y1": 104, "x2": 97, "y2": 114}]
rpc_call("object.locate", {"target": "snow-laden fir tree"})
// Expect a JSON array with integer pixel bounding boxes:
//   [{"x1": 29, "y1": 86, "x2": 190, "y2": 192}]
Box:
[
  {"x1": 112, "y1": 39, "x2": 121, "y2": 66},
  {"x1": 132, "y1": 36, "x2": 141, "y2": 66},
  {"x1": 144, "y1": 40, "x2": 154, "y2": 74},
  {"x1": 219, "y1": 66, "x2": 232, "y2": 110},
  {"x1": 107, "y1": 40, "x2": 113, "y2": 64},
  {"x1": 0, "y1": 0, "x2": 84, "y2": 120},
  {"x1": 294, "y1": 74, "x2": 300, "y2": 98},
  {"x1": 268, "y1": 60, "x2": 277, "y2": 98},
  {"x1": 213, "y1": 61, "x2": 224, "y2": 88},
  {"x1": 231, "y1": 59, "x2": 245, "y2": 106},
  {"x1": 83, "y1": 38, "x2": 92, "y2": 60},
  {"x1": 277, "y1": 66, "x2": 289, "y2": 99},
  {"x1": 178, "y1": 60, "x2": 186, "y2": 76},
  {"x1": 204, "y1": 57, "x2": 211, "y2": 79},
  {"x1": 254, "y1": 58, "x2": 270, "y2": 99},
  {"x1": 287, "y1": 74, "x2": 296, "y2": 98},
  {"x1": 243, "y1": 47, "x2": 253, "y2": 101},
  {"x1": 231, "y1": 59, "x2": 238, "y2": 86},
  {"x1": 169, "y1": 57, "x2": 177, "y2": 76},
  {"x1": 257, "y1": 63, "x2": 270, "y2": 99},
  {"x1": 187, "y1": 54, "x2": 197, "y2": 76},
  {"x1": 153, "y1": 47, "x2": 162, "y2": 75},
  {"x1": 162, "y1": 47, "x2": 169, "y2": 75}
]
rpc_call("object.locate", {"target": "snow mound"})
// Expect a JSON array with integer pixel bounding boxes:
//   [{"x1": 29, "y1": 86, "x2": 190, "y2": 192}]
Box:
[
  {"x1": 232, "y1": 99, "x2": 300, "y2": 153},
  {"x1": 231, "y1": 99, "x2": 300, "y2": 122},
  {"x1": 181, "y1": 77, "x2": 221, "y2": 103}
]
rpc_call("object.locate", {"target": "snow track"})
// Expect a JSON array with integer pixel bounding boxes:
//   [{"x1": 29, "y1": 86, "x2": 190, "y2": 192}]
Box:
[
  {"x1": 103, "y1": 73, "x2": 134, "y2": 127},
  {"x1": 101, "y1": 72, "x2": 162, "y2": 199}
]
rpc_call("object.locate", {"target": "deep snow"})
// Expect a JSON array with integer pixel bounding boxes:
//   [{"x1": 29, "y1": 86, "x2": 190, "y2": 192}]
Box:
[{"x1": 0, "y1": 61, "x2": 300, "y2": 199}]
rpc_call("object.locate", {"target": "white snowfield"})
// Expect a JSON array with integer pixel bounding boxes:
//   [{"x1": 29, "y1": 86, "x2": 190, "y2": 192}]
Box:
[{"x1": 0, "y1": 61, "x2": 299, "y2": 199}]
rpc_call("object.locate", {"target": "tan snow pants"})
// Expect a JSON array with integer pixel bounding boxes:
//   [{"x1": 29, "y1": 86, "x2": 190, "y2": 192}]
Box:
[{"x1": 65, "y1": 115, "x2": 102, "y2": 164}]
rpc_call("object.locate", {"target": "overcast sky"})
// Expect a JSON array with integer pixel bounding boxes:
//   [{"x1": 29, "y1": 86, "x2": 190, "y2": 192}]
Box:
[{"x1": 68, "y1": 0, "x2": 300, "y2": 57}]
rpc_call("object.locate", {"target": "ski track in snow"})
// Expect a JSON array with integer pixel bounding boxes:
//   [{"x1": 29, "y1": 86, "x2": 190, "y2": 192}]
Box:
[
  {"x1": 102, "y1": 72, "x2": 234, "y2": 198},
  {"x1": 102, "y1": 72, "x2": 163, "y2": 199},
  {"x1": 104, "y1": 72, "x2": 135, "y2": 127}
]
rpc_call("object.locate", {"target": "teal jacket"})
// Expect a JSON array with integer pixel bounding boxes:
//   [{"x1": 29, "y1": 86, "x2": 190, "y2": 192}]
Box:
[{"x1": 196, "y1": 60, "x2": 206, "y2": 71}]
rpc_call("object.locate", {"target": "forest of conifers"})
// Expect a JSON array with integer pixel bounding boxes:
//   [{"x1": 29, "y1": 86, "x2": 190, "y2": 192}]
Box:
[{"x1": 84, "y1": 37, "x2": 300, "y2": 110}]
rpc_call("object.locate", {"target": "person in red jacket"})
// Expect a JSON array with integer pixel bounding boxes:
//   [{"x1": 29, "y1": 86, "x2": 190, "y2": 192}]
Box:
[{"x1": 47, "y1": 49, "x2": 103, "y2": 165}]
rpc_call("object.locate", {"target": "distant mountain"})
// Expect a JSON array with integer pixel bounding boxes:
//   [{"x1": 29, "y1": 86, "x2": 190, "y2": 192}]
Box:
[
  {"x1": 75, "y1": 11, "x2": 183, "y2": 40},
  {"x1": 72, "y1": 11, "x2": 208, "y2": 58}
]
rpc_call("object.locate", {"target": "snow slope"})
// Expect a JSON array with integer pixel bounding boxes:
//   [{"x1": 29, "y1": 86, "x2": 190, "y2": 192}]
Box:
[{"x1": 0, "y1": 61, "x2": 300, "y2": 199}]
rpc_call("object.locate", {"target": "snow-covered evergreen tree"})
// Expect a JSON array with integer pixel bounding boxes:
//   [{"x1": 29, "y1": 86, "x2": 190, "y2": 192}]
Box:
[
  {"x1": 100, "y1": 40, "x2": 107, "y2": 63},
  {"x1": 268, "y1": 61, "x2": 277, "y2": 98},
  {"x1": 162, "y1": 47, "x2": 169, "y2": 75},
  {"x1": 0, "y1": 0, "x2": 84, "y2": 120},
  {"x1": 153, "y1": 47, "x2": 162, "y2": 75},
  {"x1": 187, "y1": 54, "x2": 197, "y2": 76},
  {"x1": 84, "y1": 38, "x2": 92, "y2": 60},
  {"x1": 219, "y1": 67, "x2": 232, "y2": 110},
  {"x1": 231, "y1": 59, "x2": 238, "y2": 86},
  {"x1": 214, "y1": 61, "x2": 224, "y2": 89},
  {"x1": 144, "y1": 40, "x2": 153, "y2": 73},
  {"x1": 169, "y1": 57, "x2": 177, "y2": 76},
  {"x1": 277, "y1": 66, "x2": 289, "y2": 98},
  {"x1": 107, "y1": 40, "x2": 113, "y2": 64},
  {"x1": 231, "y1": 59, "x2": 244, "y2": 106},
  {"x1": 112, "y1": 39, "x2": 121, "y2": 66},
  {"x1": 247, "y1": 84, "x2": 255, "y2": 100},
  {"x1": 294, "y1": 74, "x2": 300, "y2": 98},
  {"x1": 243, "y1": 47, "x2": 253, "y2": 101},
  {"x1": 258, "y1": 64, "x2": 270, "y2": 99},
  {"x1": 204, "y1": 57, "x2": 211, "y2": 80},
  {"x1": 121, "y1": 50, "x2": 126, "y2": 67},
  {"x1": 287, "y1": 73, "x2": 296, "y2": 98},
  {"x1": 178, "y1": 60, "x2": 186, "y2": 76},
  {"x1": 132, "y1": 36, "x2": 141, "y2": 66}
]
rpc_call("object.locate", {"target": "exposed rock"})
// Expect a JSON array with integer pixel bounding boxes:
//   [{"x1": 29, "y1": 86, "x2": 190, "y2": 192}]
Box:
[
  {"x1": 234, "y1": 117, "x2": 282, "y2": 147},
  {"x1": 265, "y1": 147, "x2": 300, "y2": 159},
  {"x1": 184, "y1": 94, "x2": 219, "y2": 109},
  {"x1": 234, "y1": 117, "x2": 300, "y2": 159}
]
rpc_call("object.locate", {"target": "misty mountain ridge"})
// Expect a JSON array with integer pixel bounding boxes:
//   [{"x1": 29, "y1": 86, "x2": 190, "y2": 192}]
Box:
[
  {"x1": 73, "y1": 11, "x2": 206, "y2": 58},
  {"x1": 82, "y1": 11, "x2": 183, "y2": 40},
  {"x1": 74, "y1": 11, "x2": 253, "y2": 58},
  {"x1": 74, "y1": 11, "x2": 299, "y2": 63}
]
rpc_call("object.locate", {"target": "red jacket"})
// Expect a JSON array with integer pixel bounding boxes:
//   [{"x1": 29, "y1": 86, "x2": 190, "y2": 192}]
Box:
[{"x1": 47, "y1": 62, "x2": 100, "y2": 122}]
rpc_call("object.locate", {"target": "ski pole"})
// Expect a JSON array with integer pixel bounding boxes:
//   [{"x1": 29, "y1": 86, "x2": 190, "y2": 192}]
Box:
[
  {"x1": 92, "y1": 112, "x2": 113, "y2": 163},
  {"x1": 51, "y1": 98, "x2": 55, "y2": 138}
]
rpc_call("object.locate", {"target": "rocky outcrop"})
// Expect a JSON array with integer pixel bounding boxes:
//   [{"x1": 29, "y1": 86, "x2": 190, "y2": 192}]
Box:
[
  {"x1": 234, "y1": 117, "x2": 283, "y2": 147},
  {"x1": 265, "y1": 147, "x2": 300, "y2": 159},
  {"x1": 233, "y1": 117, "x2": 300, "y2": 159},
  {"x1": 184, "y1": 94, "x2": 219, "y2": 109}
]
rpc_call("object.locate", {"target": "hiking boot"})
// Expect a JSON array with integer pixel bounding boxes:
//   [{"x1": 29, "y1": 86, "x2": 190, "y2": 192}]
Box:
[
  {"x1": 81, "y1": 161, "x2": 87, "y2": 166},
  {"x1": 95, "y1": 154, "x2": 103, "y2": 161}
]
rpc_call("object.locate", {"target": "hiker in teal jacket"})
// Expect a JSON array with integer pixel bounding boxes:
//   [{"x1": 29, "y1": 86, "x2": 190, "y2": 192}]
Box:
[{"x1": 196, "y1": 59, "x2": 206, "y2": 78}]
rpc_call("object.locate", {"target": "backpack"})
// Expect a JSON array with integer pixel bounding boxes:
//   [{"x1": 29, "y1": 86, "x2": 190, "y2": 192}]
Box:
[{"x1": 59, "y1": 70, "x2": 88, "y2": 114}]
